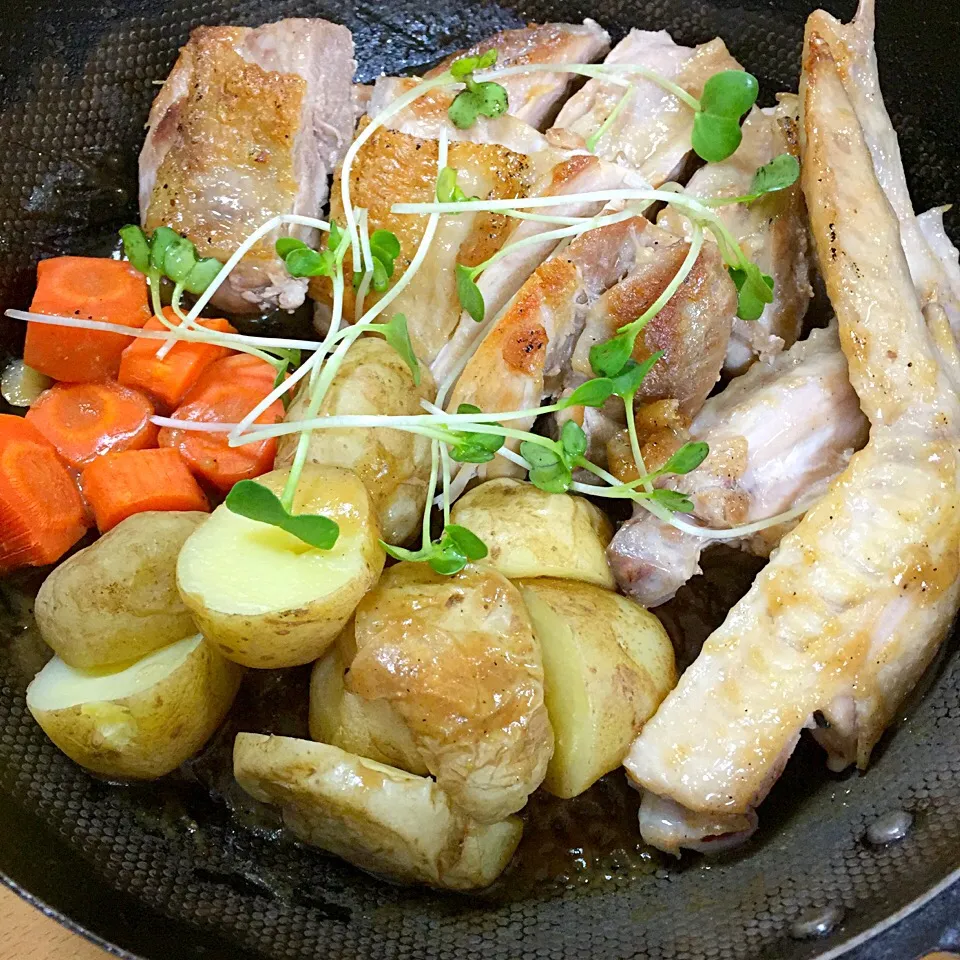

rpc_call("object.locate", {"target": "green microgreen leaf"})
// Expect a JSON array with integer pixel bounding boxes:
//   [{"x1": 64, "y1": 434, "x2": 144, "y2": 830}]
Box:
[
  {"x1": 748, "y1": 153, "x2": 800, "y2": 199},
  {"x1": 182, "y1": 257, "x2": 223, "y2": 295},
  {"x1": 370, "y1": 229, "x2": 400, "y2": 265},
  {"x1": 380, "y1": 522, "x2": 488, "y2": 576},
  {"x1": 286, "y1": 247, "x2": 335, "y2": 278},
  {"x1": 560, "y1": 418, "x2": 587, "y2": 460},
  {"x1": 456, "y1": 263, "x2": 485, "y2": 322},
  {"x1": 443, "y1": 524, "x2": 488, "y2": 561},
  {"x1": 276, "y1": 237, "x2": 307, "y2": 259},
  {"x1": 119, "y1": 225, "x2": 150, "y2": 274},
  {"x1": 380, "y1": 313, "x2": 421, "y2": 386},
  {"x1": 327, "y1": 221, "x2": 344, "y2": 254},
  {"x1": 520, "y1": 441, "x2": 571, "y2": 494},
  {"x1": 163, "y1": 236, "x2": 198, "y2": 285},
  {"x1": 371, "y1": 257, "x2": 390, "y2": 292},
  {"x1": 447, "y1": 50, "x2": 508, "y2": 129},
  {"x1": 656, "y1": 441, "x2": 709, "y2": 477},
  {"x1": 436, "y1": 166, "x2": 471, "y2": 203},
  {"x1": 699, "y1": 71, "x2": 759, "y2": 118},
  {"x1": 447, "y1": 404, "x2": 504, "y2": 463},
  {"x1": 589, "y1": 331, "x2": 636, "y2": 378},
  {"x1": 692, "y1": 113, "x2": 743, "y2": 163},
  {"x1": 564, "y1": 378, "x2": 615, "y2": 409},
  {"x1": 226, "y1": 480, "x2": 339, "y2": 550},
  {"x1": 149, "y1": 226, "x2": 180, "y2": 272},
  {"x1": 729, "y1": 264, "x2": 775, "y2": 321},
  {"x1": 608, "y1": 352, "x2": 664, "y2": 399},
  {"x1": 647, "y1": 489, "x2": 695, "y2": 513}
]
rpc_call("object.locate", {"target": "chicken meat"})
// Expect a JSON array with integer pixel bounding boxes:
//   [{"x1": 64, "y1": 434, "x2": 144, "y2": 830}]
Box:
[
  {"x1": 623, "y1": 15, "x2": 960, "y2": 853},
  {"x1": 140, "y1": 19, "x2": 357, "y2": 314}
]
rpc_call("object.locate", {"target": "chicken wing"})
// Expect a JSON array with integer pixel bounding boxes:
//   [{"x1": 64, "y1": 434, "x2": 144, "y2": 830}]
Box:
[
  {"x1": 658, "y1": 100, "x2": 813, "y2": 375},
  {"x1": 550, "y1": 31, "x2": 742, "y2": 185},
  {"x1": 624, "y1": 21, "x2": 960, "y2": 848},
  {"x1": 140, "y1": 19, "x2": 357, "y2": 314}
]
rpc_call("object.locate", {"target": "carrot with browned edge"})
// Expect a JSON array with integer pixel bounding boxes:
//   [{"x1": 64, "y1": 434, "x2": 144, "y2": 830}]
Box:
[
  {"x1": 118, "y1": 309, "x2": 237, "y2": 411},
  {"x1": 0, "y1": 414, "x2": 90, "y2": 572},
  {"x1": 80, "y1": 447, "x2": 209, "y2": 532},
  {"x1": 158, "y1": 354, "x2": 284, "y2": 492},
  {"x1": 26, "y1": 381, "x2": 158, "y2": 470},
  {"x1": 23, "y1": 257, "x2": 151, "y2": 382}
]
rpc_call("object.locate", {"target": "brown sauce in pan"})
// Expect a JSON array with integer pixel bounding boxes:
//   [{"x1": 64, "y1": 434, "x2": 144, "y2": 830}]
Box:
[{"x1": 0, "y1": 546, "x2": 762, "y2": 897}]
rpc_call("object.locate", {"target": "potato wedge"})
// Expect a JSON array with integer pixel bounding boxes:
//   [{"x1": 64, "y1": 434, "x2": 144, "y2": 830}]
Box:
[
  {"x1": 275, "y1": 338, "x2": 435, "y2": 545},
  {"x1": 234, "y1": 733, "x2": 521, "y2": 890},
  {"x1": 35, "y1": 511, "x2": 207, "y2": 669},
  {"x1": 27, "y1": 634, "x2": 241, "y2": 780},
  {"x1": 309, "y1": 622, "x2": 427, "y2": 774},
  {"x1": 177, "y1": 465, "x2": 385, "y2": 668},
  {"x1": 518, "y1": 579, "x2": 676, "y2": 798},
  {"x1": 347, "y1": 561, "x2": 553, "y2": 823},
  {"x1": 450, "y1": 479, "x2": 615, "y2": 588}
]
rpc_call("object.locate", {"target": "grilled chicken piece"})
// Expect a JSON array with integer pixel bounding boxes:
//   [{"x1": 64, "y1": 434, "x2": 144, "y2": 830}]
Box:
[
  {"x1": 427, "y1": 21, "x2": 611, "y2": 130},
  {"x1": 431, "y1": 155, "x2": 649, "y2": 386},
  {"x1": 569, "y1": 222, "x2": 737, "y2": 419},
  {"x1": 311, "y1": 124, "x2": 560, "y2": 363},
  {"x1": 808, "y1": 0, "x2": 960, "y2": 331},
  {"x1": 367, "y1": 21, "x2": 610, "y2": 148},
  {"x1": 550, "y1": 31, "x2": 741, "y2": 185},
  {"x1": 658, "y1": 101, "x2": 813, "y2": 375},
  {"x1": 447, "y1": 216, "x2": 653, "y2": 485},
  {"x1": 140, "y1": 19, "x2": 356, "y2": 314},
  {"x1": 608, "y1": 324, "x2": 868, "y2": 607},
  {"x1": 624, "y1": 21, "x2": 960, "y2": 850}
]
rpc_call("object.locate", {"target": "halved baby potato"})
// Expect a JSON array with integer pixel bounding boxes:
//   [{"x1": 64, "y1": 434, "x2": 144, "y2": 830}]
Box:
[
  {"x1": 309, "y1": 622, "x2": 427, "y2": 775},
  {"x1": 27, "y1": 634, "x2": 242, "y2": 780},
  {"x1": 35, "y1": 511, "x2": 208, "y2": 669},
  {"x1": 517, "y1": 579, "x2": 677, "y2": 799},
  {"x1": 233, "y1": 733, "x2": 522, "y2": 890},
  {"x1": 177, "y1": 465, "x2": 385, "y2": 668},
  {"x1": 449, "y1": 478, "x2": 616, "y2": 588}
]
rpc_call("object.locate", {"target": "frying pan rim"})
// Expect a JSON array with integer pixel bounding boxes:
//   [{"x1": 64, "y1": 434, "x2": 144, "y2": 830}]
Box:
[{"x1": 5, "y1": 856, "x2": 960, "y2": 959}]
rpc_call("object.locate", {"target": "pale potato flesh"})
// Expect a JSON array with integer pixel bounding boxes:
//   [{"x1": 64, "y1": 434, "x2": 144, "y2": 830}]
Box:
[
  {"x1": 233, "y1": 733, "x2": 522, "y2": 890},
  {"x1": 177, "y1": 465, "x2": 385, "y2": 668},
  {"x1": 35, "y1": 511, "x2": 208, "y2": 669},
  {"x1": 346, "y1": 561, "x2": 553, "y2": 823},
  {"x1": 518, "y1": 579, "x2": 676, "y2": 798},
  {"x1": 309, "y1": 622, "x2": 428, "y2": 774},
  {"x1": 27, "y1": 634, "x2": 242, "y2": 780},
  {"x1": 275, "y1": 338, "x2": 436, "y2": 545},
  {"x1": 449, "y1": 479, "x2": 616, "y2": 588}
]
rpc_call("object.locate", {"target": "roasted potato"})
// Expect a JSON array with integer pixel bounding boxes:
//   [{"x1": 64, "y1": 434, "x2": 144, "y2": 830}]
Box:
[
  {"x1": 35, "y1": 511, "x2": 207, "y2": 669},
  {"x1": 309, "y1": 621, "x2": 427, "y2": 774},
  {"x1": 517, "y1": 578, "x2": 676, "y2": 799},
  {"x1": 347, "y1": 561, "x2": 553, "y2": 823},
  {"x1": 275, "y1": 338, "x2": 435, "y2": 545},
  {"x1": 177, "y1": 465, "x2": 385, "y2": 669},
  {"x1": 234, "y1": 733, "x2": 521, "y2": 890},
  {"x1": 27, "y1": 634, "x2": 241, "y2": 779},
  {"x1": 450, "y1": 479, "x2": 616, "y2": 588}
]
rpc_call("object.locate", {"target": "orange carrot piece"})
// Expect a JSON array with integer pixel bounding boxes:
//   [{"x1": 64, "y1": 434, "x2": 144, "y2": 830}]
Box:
[
  {"x1": 26, "y1": 381, "x2": 158, "y2": 470},
  {"x1": 80, "y1": 447, "x2": 209, "y2": 532},
  {"x1": 0, "y1": 414, "x2": 90, "y2": 572},
  {"x1": 158, "y1": 354, "x2": 284, "y2": 492},
  {"x1": 118, "y1": 309, "x2": 238, "y2": 411},
  {"x1": 23, "y1": 257, "x2": 151, "y2": 382}
]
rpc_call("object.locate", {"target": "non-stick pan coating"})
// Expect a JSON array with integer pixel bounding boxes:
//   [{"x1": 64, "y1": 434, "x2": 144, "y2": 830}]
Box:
[{"x1": 1, "y1": 1, "x2": 959, "y2": 958}]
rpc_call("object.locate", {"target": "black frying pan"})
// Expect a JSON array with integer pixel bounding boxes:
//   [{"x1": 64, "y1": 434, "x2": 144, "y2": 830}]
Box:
[{"x1": 2, "y1": 1, "x2": 960, "y2": 957}]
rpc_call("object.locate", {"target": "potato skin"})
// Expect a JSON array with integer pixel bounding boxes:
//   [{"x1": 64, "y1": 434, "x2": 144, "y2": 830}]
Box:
[
  {"x1": 234, "y1": 733, "x2": 522, "y2": 890},
  {"x1": 347, "y1": 562, "x2": 553, "y2": 823},
  {"x1": 28, "y1": 637, "x2": 242, "y2": 780},
  {"x1": 517, "y1": 579, "x2": 676, "y2": 798},
  {"x1": 177, "y1": 466, "x2": 385, "y2": 669},
  {"x1": 309, "y1": 622, "x2": 428, "y2": 774},
  {"x1": 449, "y1": 479, "x2": 616, "y2": 588},
  {"x1": 35, "y1": 511, "x2": 208, "y2": 669},
  {"x1": 275, "y1": 338, "x2": 435, "y2": 545}
]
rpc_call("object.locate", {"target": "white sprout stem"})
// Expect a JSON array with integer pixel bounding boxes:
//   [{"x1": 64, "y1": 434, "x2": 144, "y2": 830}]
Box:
[
  {"x1": 624, "y1": 395, "x2": 652, "y2": 494},
  {"x1": 586, "y1": 84, "x2": 635, "y2": 153},
  {"x1": 422, "y1": 440, "x2": 441, "y2": 550},
  {"x1": 354, "y1": 209, "x2": 374, "y2": 321},
  {"x1": 340, "y1": 73, "x2": 454, "y2": 266},
  {"x1": 501, "y1": 210, "x2": 599, "y2": 226},
  {"x1": 5, "y1": 309, "x2": 325, "y2": 352},
  {"x1": 479, "y1": 61, "x2": 701, "y2": 111},
  {"x1": 439, "y1": 441, "x2": 452, "y2": 526},
  {"x1": 153, "y1": 213, "x2": 331, "y2": 361}
]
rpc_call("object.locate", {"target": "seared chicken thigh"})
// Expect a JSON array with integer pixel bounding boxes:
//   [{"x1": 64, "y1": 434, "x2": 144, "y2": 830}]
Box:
[
  {"x1": 624, "y1": 18, "x2": 960, "y2": 851},
  {"x1": 658, "y1": 100, "x2": 813, "y2": 375},
  {"x1": 550, "y1": 31, "x2": 742, "y2": 185},
  {"x1": 608, "y1": 324, "x2": 868, "y2": 607},
  {"x1": 140, "y1": 19, "x2": 357, "y2": 314}
]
